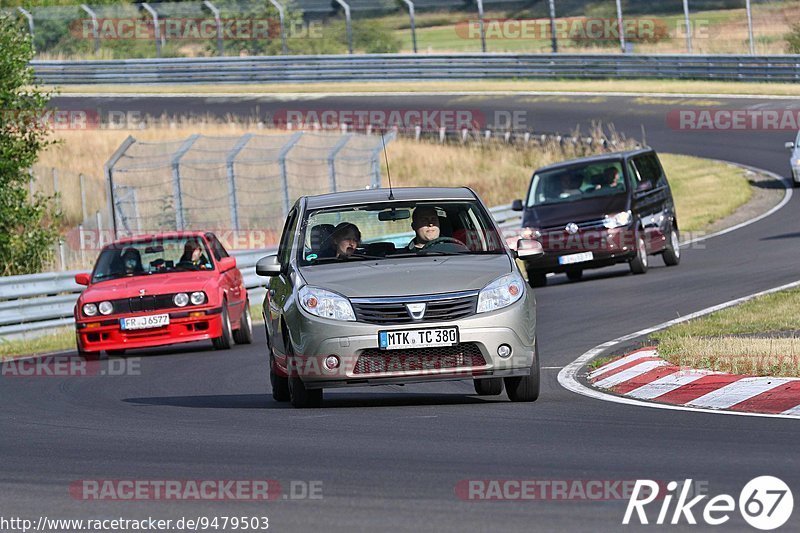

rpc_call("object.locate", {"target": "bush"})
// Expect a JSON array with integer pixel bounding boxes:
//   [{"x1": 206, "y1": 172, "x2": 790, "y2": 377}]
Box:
[
  {"x1": 787, "y1": 24, "x2": 800, "y2": 54},
  {"x1": 0, "y1": 15, "x2": 60, "y2": 275}
]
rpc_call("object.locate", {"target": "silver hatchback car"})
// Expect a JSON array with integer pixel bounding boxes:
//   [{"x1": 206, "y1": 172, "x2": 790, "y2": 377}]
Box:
[{"x1": 256, "y1": 187, "x2": 543, "y2": 408}]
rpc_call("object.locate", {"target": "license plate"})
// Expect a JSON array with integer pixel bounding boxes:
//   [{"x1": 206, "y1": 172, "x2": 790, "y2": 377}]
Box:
[
  {"x1": 121, "y1": 314, "x2": 170, "y2": 331},
  {"x1": 558, "y1": 252, "x2": 594, "y2": 265},
  {"x1": 378, "y1": 326, "x2": 459, "y2": 350}
]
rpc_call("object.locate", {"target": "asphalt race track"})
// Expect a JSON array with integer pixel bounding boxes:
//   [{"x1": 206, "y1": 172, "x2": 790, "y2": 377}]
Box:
[{"x1": 4, "y1": 93, "x2": 800, "y2": 532}]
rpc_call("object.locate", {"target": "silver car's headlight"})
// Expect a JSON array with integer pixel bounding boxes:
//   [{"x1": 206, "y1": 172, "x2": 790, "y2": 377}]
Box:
[
  {"x1": 298, "y1": 286, "x2": 356, "y2": 321},
  {"x1": 603, "y1": 210, "x2": 632, "y2": 229},
  {"x1": 477, "y1": 272, "x2": 525, "y2": 314},
  {"x1": 792, "y1": 157, "x2": 799, "y2": 168}
]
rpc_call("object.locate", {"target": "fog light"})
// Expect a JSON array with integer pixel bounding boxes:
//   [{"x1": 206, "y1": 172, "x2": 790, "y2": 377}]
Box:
[
  {"x1": 497, "y1": 344, "x2": 512, "y2": 358},
  {"x1": 324, "y1": 355, "x2": 340, "y2": 370},
  {"x1": 189, "y1": 311, "x2": 205, "y2": 318}
]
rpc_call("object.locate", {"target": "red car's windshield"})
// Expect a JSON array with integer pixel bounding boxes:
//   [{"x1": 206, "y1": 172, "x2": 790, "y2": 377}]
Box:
[{"x1": 92, "y1": 237, "x2": 214, "y2": 282}]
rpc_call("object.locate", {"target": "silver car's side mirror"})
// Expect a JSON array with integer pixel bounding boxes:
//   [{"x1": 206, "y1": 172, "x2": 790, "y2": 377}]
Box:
[
  {"x1": 516, "y1": 239, "x2": 544, "y2": 259},
  {"x1": 786, "y1": 141, "x2": 795, "y2": 150},
  {"x1": 256, "y1": 254, "x2": 282, "y2": 277}
]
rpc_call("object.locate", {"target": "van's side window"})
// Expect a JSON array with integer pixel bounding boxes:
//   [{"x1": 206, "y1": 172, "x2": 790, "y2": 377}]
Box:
[{"x1": 632, "y1": 154, "x2": 662, "y2": 191}]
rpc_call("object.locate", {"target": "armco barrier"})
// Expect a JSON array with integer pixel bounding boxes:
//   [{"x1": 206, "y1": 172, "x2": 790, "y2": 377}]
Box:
[
  {"x1": 32, "y1": 54, "x2": 800, "y2": 85},
  {"x1": 0, "y1": 204, "x2": 521, "y2": 340}
]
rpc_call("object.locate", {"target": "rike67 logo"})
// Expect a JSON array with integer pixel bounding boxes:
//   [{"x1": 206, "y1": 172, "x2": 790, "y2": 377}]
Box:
[{"x1": 624, "y1": 477, "x2": 793, "y2": 530}]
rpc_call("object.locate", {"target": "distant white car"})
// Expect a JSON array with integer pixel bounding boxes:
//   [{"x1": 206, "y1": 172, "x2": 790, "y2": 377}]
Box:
[{"x1": 786, "y1": 131, "x2": 800, "y2": 187}]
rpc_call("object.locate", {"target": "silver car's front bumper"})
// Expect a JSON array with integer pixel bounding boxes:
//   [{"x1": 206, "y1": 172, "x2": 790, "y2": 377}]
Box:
[{"x1": 283, "y1": 292, "x2": 537, "y2": 389}]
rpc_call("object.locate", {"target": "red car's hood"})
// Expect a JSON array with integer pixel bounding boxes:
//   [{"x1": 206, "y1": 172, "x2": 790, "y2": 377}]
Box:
[{"x1": 82, "y1": 272, "x2": 216, "y2": 301}]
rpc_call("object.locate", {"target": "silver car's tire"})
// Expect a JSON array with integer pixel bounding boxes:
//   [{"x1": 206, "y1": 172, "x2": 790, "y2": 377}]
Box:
[
  {"x1": 474, "y1": 377, "x2": 504, "y2": 396},
  {"x1": 505, "y1": 342, "x2": 540, "y2": 403},
  {"x1": 286, "y1": 341, "x2": 322, "y2": 408},
  {"x1": 233, "y1": 302, "x2": 253, "y2": 345},
  {"x1": 270, "y1": 356, "x2": 290, "y2": 402},
  {"x1": 527, "y1": 272, "x2": 547, "y2": 288}
]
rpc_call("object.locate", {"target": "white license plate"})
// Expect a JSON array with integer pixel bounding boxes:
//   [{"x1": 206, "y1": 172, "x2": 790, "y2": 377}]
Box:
[
  {"x1": 121, "y1": 314, "x2": 170, "y2": 331},
  {"x1": 379, "y1": 327, "x2": 459, "y2": 350},
  {"x1": 558, "y1": 252, "x2": 594, "y2": 265}
]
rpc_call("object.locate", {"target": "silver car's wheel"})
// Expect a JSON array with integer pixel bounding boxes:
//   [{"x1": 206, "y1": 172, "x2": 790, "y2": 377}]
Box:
[
  {"x1": 270, "y1": 356, "x2": 290, "y2": 402},
  {"x1": 286, "y1": 341, "x2": 322, "y2": 408},
  {"x1": 474, "y1": 378, "x2": 504, "y2": 396},
  {"x1": 505, "y1": 341, "x2": 540, "y2": 403}
]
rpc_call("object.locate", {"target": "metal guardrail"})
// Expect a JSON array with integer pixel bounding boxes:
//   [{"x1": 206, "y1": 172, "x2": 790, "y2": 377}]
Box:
[
  {"x1": 32, "y1": 54, "x2": 800, "y2": 84},
  {"x1": 0, "y1": 204, "x2": 521, "y2": 340}
]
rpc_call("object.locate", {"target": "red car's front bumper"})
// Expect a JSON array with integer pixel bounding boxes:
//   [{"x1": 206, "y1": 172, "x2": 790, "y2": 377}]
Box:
[{"x1": 76, "y1": 307, "x2": 223, "y2": 353}]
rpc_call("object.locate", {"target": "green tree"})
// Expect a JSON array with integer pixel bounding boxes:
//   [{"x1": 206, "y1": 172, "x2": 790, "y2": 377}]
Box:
[
  {"x1": 0, "y1": 14, "x2": 60, "y2": 276},
  {"x1": 787, "y1": 24, "x2": 800, "y2": 54}
]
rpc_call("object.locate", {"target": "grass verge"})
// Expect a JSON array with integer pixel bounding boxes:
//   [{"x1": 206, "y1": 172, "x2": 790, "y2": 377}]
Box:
[
  {"x1": 651, "y1": 288, "x2": 800, "y2": 377},
  {"x1": 50, "y1": 79, "x2": 800, "y2": 97}
]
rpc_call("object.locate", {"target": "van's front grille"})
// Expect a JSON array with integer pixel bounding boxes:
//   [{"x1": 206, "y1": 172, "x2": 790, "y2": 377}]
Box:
[
  {"x1": 351, "y1": 291, "x2": 478, "y2": 325},
  {"x1": 541, "y1": 218, "x2": 606, "y2": 235}
]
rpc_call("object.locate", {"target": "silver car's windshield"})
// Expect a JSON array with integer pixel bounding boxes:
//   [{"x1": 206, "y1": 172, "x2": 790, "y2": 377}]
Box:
[
  {"x1": 527, "y1": 161, "x2": 627, "y2": 207},
  {"x1": 299, "y1": 200, "x2": 505, "y2": 266}
]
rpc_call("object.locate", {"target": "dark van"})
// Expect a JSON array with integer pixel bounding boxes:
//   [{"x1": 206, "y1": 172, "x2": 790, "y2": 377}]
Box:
[{"x1": 511, "y1": 148, "x2": 680, "y2": 287}]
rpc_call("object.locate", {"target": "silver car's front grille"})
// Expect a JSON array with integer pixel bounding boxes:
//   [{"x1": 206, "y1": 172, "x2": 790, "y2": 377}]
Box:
[{"x1": 351, "y1": 291, "x2": 478, "y2": 325}]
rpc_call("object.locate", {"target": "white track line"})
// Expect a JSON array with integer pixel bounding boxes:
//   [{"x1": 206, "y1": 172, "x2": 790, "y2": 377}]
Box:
[
  {"x1": 593, "y1": 360, "x2": 669, "y2": 389},
  {"x1": 688, "y1": 377, "x2": 793, "y2": 409}
]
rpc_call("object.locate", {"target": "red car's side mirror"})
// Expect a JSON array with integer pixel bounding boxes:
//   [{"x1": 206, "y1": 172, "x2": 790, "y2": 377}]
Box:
[
  {"x1": 75, "y1": 273, "x2": 91, "y2": 286},
  {"x1": 218, "y1": 257, "x2": 237, "y2": 272}
]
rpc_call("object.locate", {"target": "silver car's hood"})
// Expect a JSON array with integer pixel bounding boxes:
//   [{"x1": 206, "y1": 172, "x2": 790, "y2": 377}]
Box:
[{"x1": 298, "y1": 254, "x2": 513, "y2": 298}]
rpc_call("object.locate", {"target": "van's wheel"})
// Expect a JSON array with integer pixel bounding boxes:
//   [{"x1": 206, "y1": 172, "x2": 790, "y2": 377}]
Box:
[
  {"x1": 528, "y1": 272, "x2": 547, "y2": 288},
  {"x1": 566, "y1": 269, "x2": 583, "y2": 282},
  {"x1": 286, "y1": 342, "x2": 322, "y2": 408},
  {"x1": 629, "y1": 234, "x2": 649, "y2": 275},
  {"x1": 474, "y1": 378, "x2": 504, "y2": 396},
  {"x1": 233, "y1": 301, "x2": 253, "y2": 344},
  {"x1": 662, "y1": 225, "x2": 681, "y2": 267},
  {"x1": 212, "y1": 303, "x2": 234, "y2": 350},
  {"x1": 270, "y1": 355, "x2": 290, "y2": 402},
  {"x1": 505, "y1": 340, "x2": 540, "y2": 402}
]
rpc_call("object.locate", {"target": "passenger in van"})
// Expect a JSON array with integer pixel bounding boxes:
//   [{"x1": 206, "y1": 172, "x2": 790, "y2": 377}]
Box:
[
  {"x1": 602, "y1": 167, "x2": 622, "y2": 190},
  {"x1": 557, "y1": 173, "x2": 582, "y2": 199}
]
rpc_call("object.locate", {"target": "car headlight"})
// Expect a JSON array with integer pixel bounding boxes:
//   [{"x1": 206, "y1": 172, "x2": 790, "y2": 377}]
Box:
[
  {"x1": 477, "y1": 272, "x2": 525, "y2": 314},
  {"x1": 98, "y1": 301, "x2": 114, "y2": 315},
  {"x1": 190, "y1": 291, "x2": 206, "y2": 305},
  {"x1": 792, "y1": 157, "x2": 799, "y2": 167},
  {"x1": 521, "y1": 227, "x2": 542, "y2": 239},
  {"x1": 298, "y1": 286, "x2": 356, "y2": 321},
  {"x1": 173, "y1": 293, "x2": 189, "y2": 307},
  {"x1": 82, "y1": 303, "x2": 98, "y2": 317},
  {"x1": 603, "y1": 210, "x2": 632, "y2": 229}
]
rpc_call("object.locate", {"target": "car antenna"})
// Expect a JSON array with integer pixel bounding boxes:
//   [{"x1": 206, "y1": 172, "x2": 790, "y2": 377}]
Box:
[{"x1": 381, "y1": 129, "x2": 395, "y2": 200}]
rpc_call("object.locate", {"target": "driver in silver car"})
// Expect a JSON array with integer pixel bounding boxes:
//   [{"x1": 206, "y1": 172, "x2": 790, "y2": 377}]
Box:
[{"x1": 408, "y1": 205, "x2": 441, "y2": 250}]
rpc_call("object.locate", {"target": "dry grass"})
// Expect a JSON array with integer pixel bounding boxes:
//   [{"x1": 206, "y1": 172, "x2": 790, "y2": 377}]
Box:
[
  {"x1": 657, "y1": 336, "x2": 800, "y2": 377},
  {"x1": 653, "y1": 288, "x2": 800, "y2": 377},
  {"x1": 50, "y1": 79, "x2": 800, "y2": 97}
]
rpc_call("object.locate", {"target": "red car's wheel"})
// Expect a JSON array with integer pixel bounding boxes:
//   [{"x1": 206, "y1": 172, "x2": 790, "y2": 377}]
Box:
[
  {"x1": 233, "y1": 301, "x2": 253, "y2": 345},
  {"x1": 212, "y1": 303, "x2": 234, "y2": 350}
]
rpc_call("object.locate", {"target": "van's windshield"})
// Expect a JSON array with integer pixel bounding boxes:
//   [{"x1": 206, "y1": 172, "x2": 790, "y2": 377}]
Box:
[{"x1": 527, "y1": 161, "x2": 627, "y2": 207}]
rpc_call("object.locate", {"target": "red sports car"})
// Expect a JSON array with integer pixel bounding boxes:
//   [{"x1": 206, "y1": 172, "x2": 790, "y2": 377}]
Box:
[{"x1": 74, "y1": 231, "x2": 252, "y2": 356}]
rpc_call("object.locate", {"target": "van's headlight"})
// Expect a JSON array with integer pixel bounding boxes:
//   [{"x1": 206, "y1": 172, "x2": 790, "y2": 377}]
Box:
[
  {"x1": 603, "y1": 210, "x2": 632, "y2": 229},
  {"x1": 299, "y1": 286, "x2": 356, "y2": 321},
  {"x1": 477, "y1": 273, "x2": 525, "y2": 313}
]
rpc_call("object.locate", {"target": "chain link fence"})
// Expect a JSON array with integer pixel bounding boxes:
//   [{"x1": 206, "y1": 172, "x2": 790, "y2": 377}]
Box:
[
  {"x1": 106, "y1": 131, "x2": 391, "y2": 240},
  {"x1": 4, "y1": 0, "x2": 795, "y2": 59}
]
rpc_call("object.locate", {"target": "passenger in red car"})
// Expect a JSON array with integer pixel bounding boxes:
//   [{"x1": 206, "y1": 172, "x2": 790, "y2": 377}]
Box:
[{"x1": 121, "y1": 248, "x2": 143, "y2": 275}]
